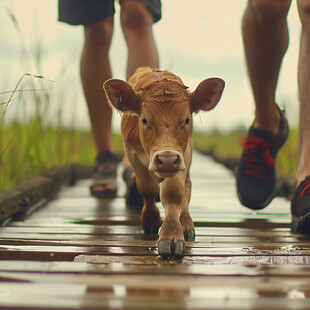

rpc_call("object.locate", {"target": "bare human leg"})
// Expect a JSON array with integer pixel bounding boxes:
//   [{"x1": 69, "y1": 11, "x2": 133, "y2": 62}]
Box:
[
  {"x1": 81, "y1": 17, "x2": 122, "y2": 198},
  {"x1": 81, "y1": 17, "x2": 114, "y2": 155},
  {"x1": 295, "y1": 0, "x2": 310, "y2": 185},
  {"x1": 242, "y1": 0, "x2": 292, "y2": 132},
  {"x1": 119, "y1": 0, "x2": 160, "y2": 208},
  {"x1": 120, "y1": 0, "x2": 159, "y2": 80},
  {"x1": 236, "y1": 0, "x2": 291, "y2": 210}
]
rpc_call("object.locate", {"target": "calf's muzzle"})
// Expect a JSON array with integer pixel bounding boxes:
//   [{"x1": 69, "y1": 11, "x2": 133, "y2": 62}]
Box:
[{"x1": 149, "y1": 151, "x2": 185, "y2": 177}]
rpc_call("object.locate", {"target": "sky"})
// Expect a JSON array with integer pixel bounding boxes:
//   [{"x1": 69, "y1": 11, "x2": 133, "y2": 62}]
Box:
[{"x1": 0, "y1": 0, "x2": 302, "y2": 132}]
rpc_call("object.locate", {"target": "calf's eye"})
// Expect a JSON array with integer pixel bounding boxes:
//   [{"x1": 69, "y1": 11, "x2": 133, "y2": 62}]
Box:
[
  {"x1": 142, "y1": 118, "x2": 148, "y2": 125},
  {"x1": 185, "y1": 118, "x2": 190, "y2": 125}
]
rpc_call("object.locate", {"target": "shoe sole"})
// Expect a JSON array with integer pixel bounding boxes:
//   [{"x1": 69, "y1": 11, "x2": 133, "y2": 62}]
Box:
[
  {"x1": 236, "y1": 185, "x2": 276, "y2": 211},
  {"x1": 291, "y1": 213, "x2": 310, "y2": 235},
  {"x1": 90, "y1": 186, "x2": 117, "y2": 199}
]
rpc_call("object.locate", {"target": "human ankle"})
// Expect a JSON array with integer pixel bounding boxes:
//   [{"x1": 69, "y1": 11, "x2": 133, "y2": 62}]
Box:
[{"x1": 253, "y1": 105, "x2": 281, "y2": 133}]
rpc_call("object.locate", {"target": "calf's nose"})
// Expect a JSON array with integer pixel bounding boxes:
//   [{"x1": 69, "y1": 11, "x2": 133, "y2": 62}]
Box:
[{"x1": 155, "y1": 153, "x2": 181, "y2": 173}]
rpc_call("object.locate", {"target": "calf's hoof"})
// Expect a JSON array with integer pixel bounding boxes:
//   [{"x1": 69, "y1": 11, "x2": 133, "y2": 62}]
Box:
[
  {"x1": 158, "y1": 240, "x2": 185, "y2": 259},
  {"x1": 184, "y1": 229, "x2": 195, "y2": 241}
]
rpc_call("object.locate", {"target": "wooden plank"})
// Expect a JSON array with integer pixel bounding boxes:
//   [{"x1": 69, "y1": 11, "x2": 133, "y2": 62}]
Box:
[
  {"x1": 74, "y1": 254, "x2": 310, "y2": 265},
  {"x1": 2, "y1": 248, "x2": 310, "y2": 263},
  {"x1": 10, "y1": 211, "x2": 291, "y2": 221},
  {"x1": 1, "y1": 275, "x2": 310, "y2": 309},
  {"x1": 1, "y1": 151, "x2": 310, "y2": 310},
  {"x1": 2, "y1": 260, "x2": 310, "y2": 277},
  {"x1": 0, "y1": 164, "x2": 94, "y2": 227},
  {"x1": 0, "y1": 227, "x2": 299, "y2": 241},
  {"x1": 1, "y1": 282, "x2": 310, "y2": 310},
  {"x1": 1, "y1": 243, "x2": 304, "y2": 255},
  {"x1": 0, "y1": 177, "x2": 52, "y2": 226},
  {"x1": 1, "y1": 237, "x2": 308, "y2": 247},
  {"x1": 3, "y1": 271, "x2": 310, "y2": 289}
]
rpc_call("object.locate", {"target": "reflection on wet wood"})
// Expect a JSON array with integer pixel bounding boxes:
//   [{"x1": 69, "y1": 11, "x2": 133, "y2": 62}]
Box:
[{"x1": 1, "y1": 152, "x2": 310, "y2": 309}]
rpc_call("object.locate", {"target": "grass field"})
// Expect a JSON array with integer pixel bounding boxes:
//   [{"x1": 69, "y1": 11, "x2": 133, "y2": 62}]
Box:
[
  {"x1": 193, "y1": 126, "x2": 299, "y2": 180},
  {"x1": 0, "y1": 119, "x2": 124, "y2": 192},
  {"x1": 0, "y1": 73, "x2": 123, "y2": 192}
]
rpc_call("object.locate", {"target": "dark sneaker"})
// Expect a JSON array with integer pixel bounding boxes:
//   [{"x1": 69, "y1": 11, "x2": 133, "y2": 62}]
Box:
[
  {"x1": 122, "y1": 166, "x2": 143, "y2": 210},
  {"x1": 90, "y1": 151, "x2": 120, "y2": 198},
  {"x1": 236, "y1": 105, "x2": 289, "y2": 210},
  {"x1": 291, "y1": 176, "x2": 310, "y2": 235},
  {"x1": 122, "y1": 166, "x2": 160, "y2": 210}
]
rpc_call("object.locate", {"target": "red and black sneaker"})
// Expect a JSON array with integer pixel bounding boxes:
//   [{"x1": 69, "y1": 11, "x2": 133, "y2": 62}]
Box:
[
  {"x1": 236, "y1": 105, "x2": 289, "y2": 210},
  {"x1": 291, "y1": 176, "x2": 310, "y2": 235}
]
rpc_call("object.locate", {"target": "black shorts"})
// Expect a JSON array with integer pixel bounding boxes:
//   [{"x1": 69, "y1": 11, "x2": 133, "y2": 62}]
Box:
[{"x1": 58, "y1": 0, "x2": 161, "y2": 25}]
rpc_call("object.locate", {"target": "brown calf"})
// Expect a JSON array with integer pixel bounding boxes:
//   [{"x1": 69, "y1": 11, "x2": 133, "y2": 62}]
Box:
[{"x1": 104, "y1": 67, "x2": 225, "y2": 258}]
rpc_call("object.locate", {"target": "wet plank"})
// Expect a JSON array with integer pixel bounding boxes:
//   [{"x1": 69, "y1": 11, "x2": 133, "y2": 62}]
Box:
[
  {"x1": 2, "y1": 282, "x2": 310, "y2": 310},
  {"x1": 75, "y1": 254, "x2": 310, "y2": 265},
  {"x1": 1, "y1": 151, "x2": 310, "y2": 309},
  {"x1": 1, "y1": 235, "x2": 309, "y2": 246},
  {"x1": 3, "y1": 260, "x2": 310, "y2": 276}
]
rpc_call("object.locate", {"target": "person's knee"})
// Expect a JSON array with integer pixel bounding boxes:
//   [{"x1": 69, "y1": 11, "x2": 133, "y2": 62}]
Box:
[
  {"x1": 121, "y1": 1, "x2": 153, "y2": 36},
  {"x1": 84, "y1": 18, "x2": 114, "y2": 49},
  {"x1": 250, "y1": 0, "x2": 291, "y2": 23}
]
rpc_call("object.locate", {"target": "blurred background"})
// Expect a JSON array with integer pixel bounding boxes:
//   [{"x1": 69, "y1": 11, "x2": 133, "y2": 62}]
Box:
[
  {"x1": 0, "y1": 0, "x2": 301, "y2": 131},
  {"x1": 0, "y1": 0, "x2": 302, "y2": 190}
]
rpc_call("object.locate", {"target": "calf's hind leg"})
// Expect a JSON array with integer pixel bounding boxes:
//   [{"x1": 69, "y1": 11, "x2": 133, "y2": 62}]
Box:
[{"x1": 134, "y1": 170, "x2": 161, "y2": 234}]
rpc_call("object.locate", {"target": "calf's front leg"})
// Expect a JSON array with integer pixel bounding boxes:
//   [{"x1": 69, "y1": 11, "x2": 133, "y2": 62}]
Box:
[
  {"x1": 180, "y1": 171, "x2": 195, "y2": 241},
  {"x1": 158, "y1": 174, "x2": 188, "y2": 258}
]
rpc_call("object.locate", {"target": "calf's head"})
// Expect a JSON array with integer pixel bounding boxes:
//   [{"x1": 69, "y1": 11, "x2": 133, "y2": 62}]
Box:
[{"x1": 104, "y1": 76, "x2": 225, "y2": 178}]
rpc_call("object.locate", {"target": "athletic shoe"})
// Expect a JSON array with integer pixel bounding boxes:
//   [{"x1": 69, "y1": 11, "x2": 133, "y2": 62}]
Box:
[
  {"x1": 122, "y1": 166, "x2": 160, "y2": 210},
  {"x1": 90, "y1": 151, "x2": 120, "y2": 198},
  {"x1": 291, "y1": 176, "x2": 310, "y2": 235},
  {"x1": 236, "y1": 105, "x2": 289, "y2": 210},
  {"x1": 122, "y1": 166, "x2": 144, "y2": 210}
]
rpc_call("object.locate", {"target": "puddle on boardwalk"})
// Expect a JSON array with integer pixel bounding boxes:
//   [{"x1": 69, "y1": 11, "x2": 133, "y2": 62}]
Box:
[{"x1": 241, "y1": 244, "x2": 310, "y2": 255}]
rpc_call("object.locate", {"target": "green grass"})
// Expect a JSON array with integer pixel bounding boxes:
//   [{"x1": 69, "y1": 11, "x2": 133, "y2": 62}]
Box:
[
  {"x1": 0, "y1": 74, "x2": 123, "y2": 192},
  {"x1": 0, "y1": 9, "x2": 124, "y2": 192},
  {"x1": 193, "y1": 127, "x2": 299, "y2": 179},
  {"x1": 0, "y1": 119, "x2": 123, "y2": 192},
  {"x1": 193, "y1": 128, "x2": 245, "y2": 160}
]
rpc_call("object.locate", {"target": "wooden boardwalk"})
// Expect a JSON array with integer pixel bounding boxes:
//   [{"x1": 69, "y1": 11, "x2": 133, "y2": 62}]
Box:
[{"x1": 1, "y1": 151, "x2": 310, "y2": 309}]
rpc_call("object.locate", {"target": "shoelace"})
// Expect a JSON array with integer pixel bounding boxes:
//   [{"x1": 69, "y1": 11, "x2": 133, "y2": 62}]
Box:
[
  {"x1": 242, "y1": 136, "x2": 275, "y2": 180},
  {"x1": 299, "y1": 179, "x2": 310, "y2": 199}
]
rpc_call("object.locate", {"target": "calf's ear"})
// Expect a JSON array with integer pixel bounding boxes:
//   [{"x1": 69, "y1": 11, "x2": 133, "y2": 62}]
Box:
[
  {"x1": 103, "y1": 79, "x2": 140, "y2": 115},
  {"x1": 190, "y1": 78, "x2": 225, "y2": 113}
]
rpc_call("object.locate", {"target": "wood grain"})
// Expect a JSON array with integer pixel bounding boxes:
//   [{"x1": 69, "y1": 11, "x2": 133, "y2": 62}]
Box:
[{"x1": 1, "y1": 152, "x2": 309, "y2": 309}]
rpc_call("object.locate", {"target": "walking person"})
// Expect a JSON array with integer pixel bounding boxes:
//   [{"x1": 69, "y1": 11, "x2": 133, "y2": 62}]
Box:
[
  {"x1": 58, "y1": 0, "x2": 161, "y2": 201},
  {"x1": 236, "y1": 0, "x2": 310, "y2": 234}
]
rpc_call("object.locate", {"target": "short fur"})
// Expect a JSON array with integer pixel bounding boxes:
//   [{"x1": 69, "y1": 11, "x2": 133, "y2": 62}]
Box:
[{"x1": 104, "y1": 66, "x2": 225, "y2": 258}]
